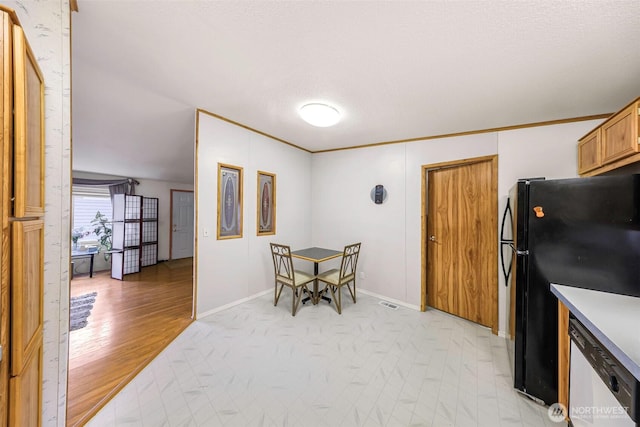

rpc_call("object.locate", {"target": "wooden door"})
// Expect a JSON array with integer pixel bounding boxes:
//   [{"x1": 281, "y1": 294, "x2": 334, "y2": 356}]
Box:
[
  {"x1": 9, "y1": 220, "x2": 43, "y2": 426},
  {"x1": 0, "y1": 10, "x2": 12, "y2": 426},
  {"x1": 10, "y1": 220, "x2": 43, "y2": 376},
  {"x1": 8, "y1": 20, "x2": 45, "y2": 427},
  {"x1": 171, "y1": 190, "x2": 194, "y2": 260},
  {"x1": 12, "y1": 25, "x2": 44, "y2": 218},
  {"x1": 426, "y1": 156, "x2": 497, "y2": 329},
  {"x1": 9, "y1": 344, "x2": 41, "y2": 427}
]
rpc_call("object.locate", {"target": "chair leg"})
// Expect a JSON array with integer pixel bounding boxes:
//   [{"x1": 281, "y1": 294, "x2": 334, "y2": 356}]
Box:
[
  {"x1": 336, "y1": 285, "x2": 342, "y2": 314},
  {"x1": 346, "y1": 280, "x2": 356, "y2": 303},
  {"x1": 275, "y1": 283, "x2": 284, "y2": 306},
  {"x1": 291, "y1": 286, "x2": 296, "y2": 316},
  {"x1": 292, "y1": 285, "x2": 307, "y2": 316},
  {"x1": 325, "y1": 283, "x2": 339, "y2": 314}
]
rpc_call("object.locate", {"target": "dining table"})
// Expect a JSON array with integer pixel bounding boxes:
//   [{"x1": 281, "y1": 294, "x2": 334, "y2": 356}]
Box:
[{"x1": 291, "y1": 246, "x2": 342, "y2": 304}]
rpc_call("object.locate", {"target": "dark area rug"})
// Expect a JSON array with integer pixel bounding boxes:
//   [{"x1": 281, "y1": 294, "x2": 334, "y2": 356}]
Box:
[{"x1": 70, "y1": 291, "x2": 97, "y2": 331}]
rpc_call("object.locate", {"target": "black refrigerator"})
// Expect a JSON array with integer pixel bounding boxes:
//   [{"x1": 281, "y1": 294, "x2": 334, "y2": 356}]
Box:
[{"x1": 500, "y1": 174, "x2": 640, "y2": 406}]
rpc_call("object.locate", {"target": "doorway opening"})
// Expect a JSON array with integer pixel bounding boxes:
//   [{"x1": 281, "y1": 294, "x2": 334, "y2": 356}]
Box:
[{"x1": 67, "y1": 187, "x2": 195, "y2": 426}]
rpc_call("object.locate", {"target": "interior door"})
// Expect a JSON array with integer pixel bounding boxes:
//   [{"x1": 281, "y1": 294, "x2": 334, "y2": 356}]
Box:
[
  {"x1": 426, "y1": 157, "x2": 497, "y2": 328},
  {"x1": 171, "y1": 190, "x2": 194, "y2": 260}
]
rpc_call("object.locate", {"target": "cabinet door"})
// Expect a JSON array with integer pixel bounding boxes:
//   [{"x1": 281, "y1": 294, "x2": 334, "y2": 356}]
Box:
[
  {"x1": 0, "y1": 11, "x2": 12, "y2": 427},
  {"x1": 10, "y1": 220, "x2": 43, "y2": 377},
  {"x1": 9, "y1": 343, "x2": 41, "y2": 427},
  {"x1": 601, "y1": 101, "x2": 640, "y2": 164},
  {"x1": 12, "y1": 26, "x2": 44, "y2": 218},
  {"x1": 577, "y1": 128, "x2": 601, "y2": 174}
]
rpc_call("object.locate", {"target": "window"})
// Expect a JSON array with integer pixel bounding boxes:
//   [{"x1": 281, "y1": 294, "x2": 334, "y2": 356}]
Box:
[{"x1": 72, "y1": 186, "x2": 112, "y2": 245}]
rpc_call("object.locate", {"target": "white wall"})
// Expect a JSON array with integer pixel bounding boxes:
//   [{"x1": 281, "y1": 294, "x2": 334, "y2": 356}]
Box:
[
  {"x1": 311, "y1": 119, "x2": 604, "y2": 334},
  {"x1": 5, "y1": 2, "x2": 72, "y2": 425},
  {"x1": 196, "y1": 111, "x2": 313, "y2": 316},
  {"x1": 196, "y1": 117, "x2": 602, "y2": 334},
  {"x1": 135, "y1": 179, "x2": 194, "y2": 261}
]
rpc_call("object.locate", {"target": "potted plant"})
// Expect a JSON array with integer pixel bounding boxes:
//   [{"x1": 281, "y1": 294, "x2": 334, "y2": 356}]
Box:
[
  {"x1": 91, "y1": 211, "x2": 113, "y2": 260},
  {"x1": 71, "y1": 228, "x2": 89, "y2": 249}
]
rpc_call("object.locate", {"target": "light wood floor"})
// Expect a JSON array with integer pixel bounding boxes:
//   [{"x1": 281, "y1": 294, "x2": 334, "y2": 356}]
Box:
[{"x1": 66, "y1": 259, "x2": 194, "y2": 427}]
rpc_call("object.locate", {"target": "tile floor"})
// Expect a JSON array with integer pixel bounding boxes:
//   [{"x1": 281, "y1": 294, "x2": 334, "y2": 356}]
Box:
[{"x1": 87, "y1": 291, "x2": 566, "y2": 427}]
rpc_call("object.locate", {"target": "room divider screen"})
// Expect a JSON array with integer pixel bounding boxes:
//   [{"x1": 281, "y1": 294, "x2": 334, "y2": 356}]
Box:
[{"x1": 111, "y1": 194, "x2": 158, "y2": 280}]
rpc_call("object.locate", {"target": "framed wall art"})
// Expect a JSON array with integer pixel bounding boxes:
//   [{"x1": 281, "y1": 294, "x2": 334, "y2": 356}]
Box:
[
  {"x1": 217, "y1": 163, "x2": 243, "y2": 239},
  {"x1": 256, "y1": 171, "x2": 276, "y2": 236}
]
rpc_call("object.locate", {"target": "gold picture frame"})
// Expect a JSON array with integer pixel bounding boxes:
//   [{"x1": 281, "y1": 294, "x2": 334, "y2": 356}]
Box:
[
  {"x1": 257, "y1": 171, "x2": 276, "y2": 236},
  {"x1": 217, "y1": 163, "x2": 243, "y2": 239}
]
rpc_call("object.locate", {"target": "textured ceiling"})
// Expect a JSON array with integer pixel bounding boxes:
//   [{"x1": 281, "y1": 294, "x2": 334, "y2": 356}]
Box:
[{"x1": 71, "y1": 0, "x2": 640, "y2": 184}]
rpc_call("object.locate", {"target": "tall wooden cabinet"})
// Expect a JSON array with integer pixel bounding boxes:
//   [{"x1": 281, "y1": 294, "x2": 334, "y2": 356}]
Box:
[{"x1": 0, "y1": 7, "x2": 45, "y2": 427}]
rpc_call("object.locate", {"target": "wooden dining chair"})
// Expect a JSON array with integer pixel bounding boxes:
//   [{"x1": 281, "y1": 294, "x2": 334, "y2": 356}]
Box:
[
  {"x1": 317, "y1": 242, "x2": 361, "y2": 314},
  {"x1": 270, "y1": 243, "x2": 316, "y2": 316}
]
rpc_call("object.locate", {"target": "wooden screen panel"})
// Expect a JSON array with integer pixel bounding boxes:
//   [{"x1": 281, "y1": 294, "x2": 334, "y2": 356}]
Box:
[
  {"x1": 9, "y1": 343, "x2": 41, "y2": 427},
  {"x1": 12, "y1": 25, "x2": 44, "y2": 218},
  {"x1": 10, "y1": 219, "x2": 43, "y2": 376}
]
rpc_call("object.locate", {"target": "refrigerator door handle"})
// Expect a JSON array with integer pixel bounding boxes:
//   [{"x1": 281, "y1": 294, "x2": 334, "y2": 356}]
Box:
[
  {"x1": 500, "y1": 197, "x2": 513, "y2": 242},
  {"x1": 505, "y1": 242, "x2": 528, "y2": 256},
  {"x1": 500, "y1": 198, "x2": 515, "y2": 285}
]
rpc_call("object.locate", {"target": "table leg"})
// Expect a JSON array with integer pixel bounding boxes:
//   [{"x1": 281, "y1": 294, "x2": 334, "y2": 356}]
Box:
[
  {"x1": 313, "y1": 262, "x2": 319, "y2": 304},
  {"x1": 89, "y1": 254, "x2": 94, "y2": 278},
  {"x1": 313, "y1": 262, "x2": 332, "y2": 304}
]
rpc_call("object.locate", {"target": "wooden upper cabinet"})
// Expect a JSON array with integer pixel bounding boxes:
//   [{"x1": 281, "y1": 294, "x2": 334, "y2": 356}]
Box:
[
  {"x1": 578, "y1": 97, "x2": 640, "y2": 176},
  {"x1": 12, "y1": 25, "x2": 44, "y2": 218},
  {"x1": 577, "y1": 128, "x2": 601, "y2": 174},
  {"x1": 601, "y1": 101, "x2": 640, "y2": 164}
]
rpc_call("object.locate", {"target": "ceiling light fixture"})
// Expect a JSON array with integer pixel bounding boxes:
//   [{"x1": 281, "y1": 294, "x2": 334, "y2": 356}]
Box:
[{"x1": 299, "y1": 103, "x2": 341, "y2": 127}]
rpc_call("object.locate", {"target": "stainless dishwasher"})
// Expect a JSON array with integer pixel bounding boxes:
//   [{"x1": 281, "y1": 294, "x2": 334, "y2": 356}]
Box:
[{"x1": 569, "y1": 317, "x2": 639, "y2": 427}]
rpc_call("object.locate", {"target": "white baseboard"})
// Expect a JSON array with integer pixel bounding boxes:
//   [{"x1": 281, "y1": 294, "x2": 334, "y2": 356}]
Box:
[
  {"x1": 195, "y1": 287, "x2": 513, "y2": 337},
  {"x1": 196, "y1": 289, "x2": 271, "y2": 320},
  {"x1": 358, "y1": 288, "x2": 421, "y2": 311}
]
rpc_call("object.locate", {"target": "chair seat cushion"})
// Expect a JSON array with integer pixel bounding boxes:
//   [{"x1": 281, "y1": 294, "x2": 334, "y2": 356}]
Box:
[
  {"x1": 317, "y1": 269, "x2": 339, "y2": 284},
  {"x1": 318, "y1": 269, "x2": 355, "y2": 285},
  {"x1": 294, "y1": 270, "x2": 315, "y2": 286}
]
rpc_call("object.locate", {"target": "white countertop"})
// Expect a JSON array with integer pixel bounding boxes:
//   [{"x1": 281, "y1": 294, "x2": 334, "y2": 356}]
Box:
[{"x1": 550, "y1": 283, "x2": 640, "y2": 381}]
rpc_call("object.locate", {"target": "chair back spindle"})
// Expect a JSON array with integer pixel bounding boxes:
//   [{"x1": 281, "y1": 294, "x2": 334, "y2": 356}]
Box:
[{"x1": 339, "y1": 243, "x2": 360, "y2": 283}]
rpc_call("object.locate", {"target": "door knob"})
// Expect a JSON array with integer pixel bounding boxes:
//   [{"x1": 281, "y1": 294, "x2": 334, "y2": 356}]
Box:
[{"x1": 429, "y1": 235, "x2": 436, "y2": 242}]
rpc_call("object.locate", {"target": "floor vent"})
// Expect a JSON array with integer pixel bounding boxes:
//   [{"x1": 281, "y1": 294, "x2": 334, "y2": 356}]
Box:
[{"x1": 379, "y1": 301, "x2": 399, "y2": 310}]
